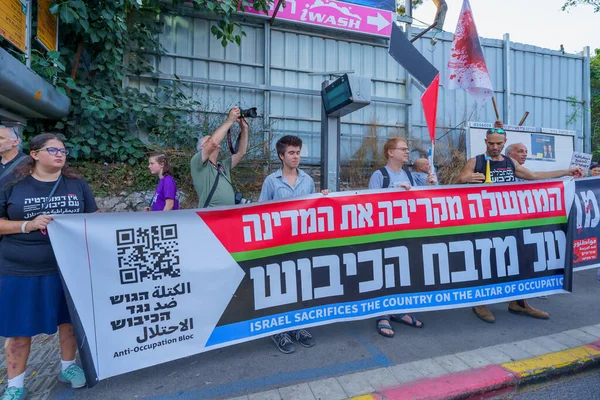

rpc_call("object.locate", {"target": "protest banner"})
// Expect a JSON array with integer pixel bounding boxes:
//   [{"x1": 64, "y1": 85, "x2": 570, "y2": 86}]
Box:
[
  {"x1": 48, "y1": 180, "x2": 574, "y2": 386},
  {"x1": 570, "y1": 177, "x2": 600, "y2": 272}
]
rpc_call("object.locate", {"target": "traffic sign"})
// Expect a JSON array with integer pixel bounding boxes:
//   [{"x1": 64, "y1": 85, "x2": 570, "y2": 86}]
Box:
[
  {"x1": 0, "y1": 0, "x2": 27, "y2": 53},
  {"x1": 37, "y1": 0, "x2": 58, "y2": 52}
]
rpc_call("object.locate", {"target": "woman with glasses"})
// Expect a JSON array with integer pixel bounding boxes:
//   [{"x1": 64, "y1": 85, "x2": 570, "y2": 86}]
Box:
[
  {"x1": 367, "y1": 137, "x2": 436, "y2": 338},
  {"x1": 0, "y1": 133, "x2": 97, "y2": 400}
]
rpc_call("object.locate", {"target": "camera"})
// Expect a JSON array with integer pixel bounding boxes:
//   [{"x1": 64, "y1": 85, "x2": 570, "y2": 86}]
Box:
[
  {"x1": 235, "y1": 192, "x2": 251, "y2": 205},
  {"x1": 240, "y1": 107, "x2": 258, "y2": 118}
]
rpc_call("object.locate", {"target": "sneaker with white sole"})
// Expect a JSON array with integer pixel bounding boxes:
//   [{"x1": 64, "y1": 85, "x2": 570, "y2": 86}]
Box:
[
  {"x1": 291, "y1": 329, "x2": 315, "y2": 348},
  {"x1": 58, "y1": 364, "x2": 87, "y2": 388},
  {"x1": 1, "y1": 387, "x2": 28, "y2": 400},
  {"x1": 271, "y1": 332, "x2": 295, "y2": 354}
]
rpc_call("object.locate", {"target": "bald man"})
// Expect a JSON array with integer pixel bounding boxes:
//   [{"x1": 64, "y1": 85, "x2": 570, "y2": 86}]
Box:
[
  {"x1": 505, "y1": 143, "x2": 527, "y2": 166},
  {"x1": 505, "y1": 143, "x2": 528, "y2": 182},
  {"x1": 412, "y1": 158, "x2": 431, "y2": 186}
]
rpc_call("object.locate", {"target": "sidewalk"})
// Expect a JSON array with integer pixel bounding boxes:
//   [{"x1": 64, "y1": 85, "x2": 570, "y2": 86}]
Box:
[
  {"x1": 2, "y1": 269, "x2": 599, "y2": 400},
  {"x1": 0, "y1": 334, "x2": 61, "y2": 400},
  {"x1": 2, "y1": 325, "x2": 600, "y2": 400},
  {"x1": 237, "y1": 324, "x2": 600, "y2": 400}
]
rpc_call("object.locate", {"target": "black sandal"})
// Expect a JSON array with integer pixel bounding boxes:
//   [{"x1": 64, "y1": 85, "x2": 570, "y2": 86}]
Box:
[
  {"x1": 376, "y1": 319, "x2": 395, "y2": 338},
  {"x1": 390, "y1": 314, "x2": 424, "y2": 328}
]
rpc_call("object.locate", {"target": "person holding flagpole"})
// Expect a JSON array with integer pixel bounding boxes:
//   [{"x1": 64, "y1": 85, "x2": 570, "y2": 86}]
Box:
[
  {"x1": 456, "y1": 120, "x2": 581, "y2": 323},
  {"x1": 446, "y1": 0, "x2": 582, "y2": 323}
]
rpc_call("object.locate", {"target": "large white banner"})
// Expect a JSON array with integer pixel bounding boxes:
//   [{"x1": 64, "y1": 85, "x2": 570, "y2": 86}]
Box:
[{"x1": 48, "y1": 181, "x2": 575, "y2": 386}]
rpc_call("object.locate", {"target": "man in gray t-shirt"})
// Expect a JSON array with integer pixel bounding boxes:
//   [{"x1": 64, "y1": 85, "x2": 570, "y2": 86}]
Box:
[
  {"x1": 368, "y1": 166, "x2": 412, "y2": 189},
  {"x1": 368, "y1": 138, "x2": 435, "y2": 339}
]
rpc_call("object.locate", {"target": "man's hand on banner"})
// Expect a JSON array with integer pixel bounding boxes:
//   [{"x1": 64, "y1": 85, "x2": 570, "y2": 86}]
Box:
[
  {"x1": 568, "y1": 166, "x2": 583, "y2": 178},
  {"x1": 397, "y1": 183, "x2": 411, "y2": 190},
  {"x1": 465, "y1": 172, "x2": 486, "y2": 183},
  {"x1": 320, "y1": 190, "x2": 331, "y2": 195}
]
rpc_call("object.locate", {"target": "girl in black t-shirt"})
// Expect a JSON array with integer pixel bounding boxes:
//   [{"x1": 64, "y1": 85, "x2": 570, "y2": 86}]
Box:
[{"x1": 0, "y1": 133, "x2": 97, "y2": 399}]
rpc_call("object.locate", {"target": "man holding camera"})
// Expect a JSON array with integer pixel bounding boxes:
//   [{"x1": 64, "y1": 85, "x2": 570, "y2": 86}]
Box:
[
  {"x1": 191, "y1": 107, "x2": 248, "y2": 208},
  {"x1": 259, "y1": 135, "x2": 329, "y2": 354}
]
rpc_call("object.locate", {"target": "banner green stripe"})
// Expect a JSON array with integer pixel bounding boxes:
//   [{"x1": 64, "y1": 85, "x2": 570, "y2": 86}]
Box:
[{"x1": 230, "y1": 216, "x2": 567, "y2": 262}]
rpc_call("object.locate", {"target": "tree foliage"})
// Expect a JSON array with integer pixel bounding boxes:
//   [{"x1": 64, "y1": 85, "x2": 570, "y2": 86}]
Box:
[
  {"x1": 590, "y1": 48, "x2": 600, "y2": 156},
  {"x1": 562, "y1": 0, "x2": 600, "y2": 12},
  {"x1": 8, "y1": 0, "x2": 273, "y2": 164}
]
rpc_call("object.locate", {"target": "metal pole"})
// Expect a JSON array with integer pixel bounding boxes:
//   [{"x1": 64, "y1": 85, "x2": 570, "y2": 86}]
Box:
[
  {"x1": 320, "y1": 80, "x2": 341, "y2": 192},
  {"x1": 582, "y1": 46, "x2": 592, "y2": 153},
  {"x1": 503, "y1": 33, "x2": 511, "y2": 125},
  {"x1": 405, "y1": 1, "x2": 413, "y2": 141},
  {"x1": 264, "y1": 21, "x2": 272, "y2": 168},
  {"x1": 25, "y1": 0, "x2": 32, "y2": 68}
]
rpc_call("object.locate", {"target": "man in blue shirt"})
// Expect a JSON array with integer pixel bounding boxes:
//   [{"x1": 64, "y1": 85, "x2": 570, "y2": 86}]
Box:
[
  {"x1": 411, "y1": 157, "x2": 431, "y2": 186},
  {"x1": 259, "y1": 135, "x2": 328, "y2": 354}
]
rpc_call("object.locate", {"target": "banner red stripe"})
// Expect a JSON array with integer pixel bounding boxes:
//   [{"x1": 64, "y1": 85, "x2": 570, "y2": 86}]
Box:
[{"x1": 199, "y1": 182, "x2": 566, "y2": 254}]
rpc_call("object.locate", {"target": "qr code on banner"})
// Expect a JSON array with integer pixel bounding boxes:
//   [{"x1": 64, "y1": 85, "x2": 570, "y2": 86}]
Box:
[{"x1": 116, "y1": 224, "x2": 181, "y2": 284}]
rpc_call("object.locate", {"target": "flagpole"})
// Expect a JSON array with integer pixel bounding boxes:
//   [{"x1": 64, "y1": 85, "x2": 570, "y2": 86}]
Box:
[
  {"x1": 491, "y1": 97, "x2": 500, "y2": 121},
  {"x1": 518, "y1": 111, "x2": 529, "y2": 126}
]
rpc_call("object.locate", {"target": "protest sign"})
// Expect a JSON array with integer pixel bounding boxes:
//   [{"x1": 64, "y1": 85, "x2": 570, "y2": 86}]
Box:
[
  {"x1": 570, "y1": 152, "x2": 593, "y2": 176},
  {"x1": 570, "y1": 177, "x2": 600, "y2": 272}
]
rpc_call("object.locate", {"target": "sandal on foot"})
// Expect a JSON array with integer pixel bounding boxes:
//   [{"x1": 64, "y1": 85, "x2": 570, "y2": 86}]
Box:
[
  {"x1": 376, "y1": 319, "x2": 394, "y2": 338},
  {"x1": 390, "y1": 314, "x2": 424, "y2": 328}
]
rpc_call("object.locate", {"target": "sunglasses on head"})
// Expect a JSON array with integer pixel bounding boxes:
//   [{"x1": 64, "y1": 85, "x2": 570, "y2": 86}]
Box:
[{"x1": 486, "y1": 128, "x2": 506, "y2": 135}]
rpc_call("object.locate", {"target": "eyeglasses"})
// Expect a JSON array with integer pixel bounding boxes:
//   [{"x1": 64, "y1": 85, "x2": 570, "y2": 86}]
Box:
[
  {"x1": 486, "y1": 128, "x2": 506, "y2": 135},
  {"x1": 37, "y1": 147, "x2": 70, "y2": 156},
  {"x1": 394, "y1": 147, "x2": 410, "y2": 152}
]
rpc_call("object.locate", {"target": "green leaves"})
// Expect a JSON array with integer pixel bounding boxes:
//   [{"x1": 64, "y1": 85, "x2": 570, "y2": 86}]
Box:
[
  {"x1": 59, "y1": 5, "x2": 79, "y2": 24},
  {"x1": 18, "y1": 0, "x2": 274, "y2": 169}
]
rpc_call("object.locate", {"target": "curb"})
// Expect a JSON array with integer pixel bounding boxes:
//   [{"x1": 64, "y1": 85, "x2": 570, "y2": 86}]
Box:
[{"x1": 351, "y1": 340, "x2": 600, "y2": 400}]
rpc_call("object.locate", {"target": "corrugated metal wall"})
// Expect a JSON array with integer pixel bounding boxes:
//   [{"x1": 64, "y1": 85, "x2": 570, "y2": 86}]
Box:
[{"x1": 128, "y1": 12, "x2": 590, "y2": 163}]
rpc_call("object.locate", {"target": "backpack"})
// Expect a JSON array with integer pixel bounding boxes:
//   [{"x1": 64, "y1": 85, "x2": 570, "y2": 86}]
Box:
[{"x1": 378, "y1": 166, "x2": 414, "y2": 188}]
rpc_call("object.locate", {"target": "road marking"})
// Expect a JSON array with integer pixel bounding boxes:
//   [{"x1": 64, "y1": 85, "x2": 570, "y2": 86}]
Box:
[{"x1": 501, "y1": 345, "x2": 600, "y2": 377}]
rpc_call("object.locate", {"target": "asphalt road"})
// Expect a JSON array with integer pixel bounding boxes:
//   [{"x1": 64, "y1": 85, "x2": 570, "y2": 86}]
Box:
[
  {"x1": 49, "y1": 268, "x2": 600, "y2": 400},
  {"x1": 498, "y1": 368, "x2": 600, "y2": 400}
]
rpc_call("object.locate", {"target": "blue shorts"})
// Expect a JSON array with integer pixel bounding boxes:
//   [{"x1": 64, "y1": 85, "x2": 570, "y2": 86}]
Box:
[{"x1": 0, "y1": 274, "x2": 71, "y2": 337}]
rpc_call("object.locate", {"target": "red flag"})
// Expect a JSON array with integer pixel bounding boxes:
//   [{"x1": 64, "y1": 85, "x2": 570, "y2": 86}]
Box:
[
  {"x1": 421, "y1": 73, "x2": 440, "y2": 143},
  {"x1": 447, "y1": 0, "x2": 493, "y2": 104}
]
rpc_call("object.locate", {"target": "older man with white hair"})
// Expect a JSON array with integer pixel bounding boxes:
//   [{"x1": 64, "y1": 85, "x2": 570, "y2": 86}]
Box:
[
  {"x1": 190, "y1": 107, "x2": 249, "y2": 208},
  {"x1": 0, "y1": 125, "x2": 27, "y2": 185},
  {"x1": 505, "y1": 143, "x2": 528, "y2": 166},
  {"x1": 505, "y1": 143, "x2": 530, "y2": 183}
]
